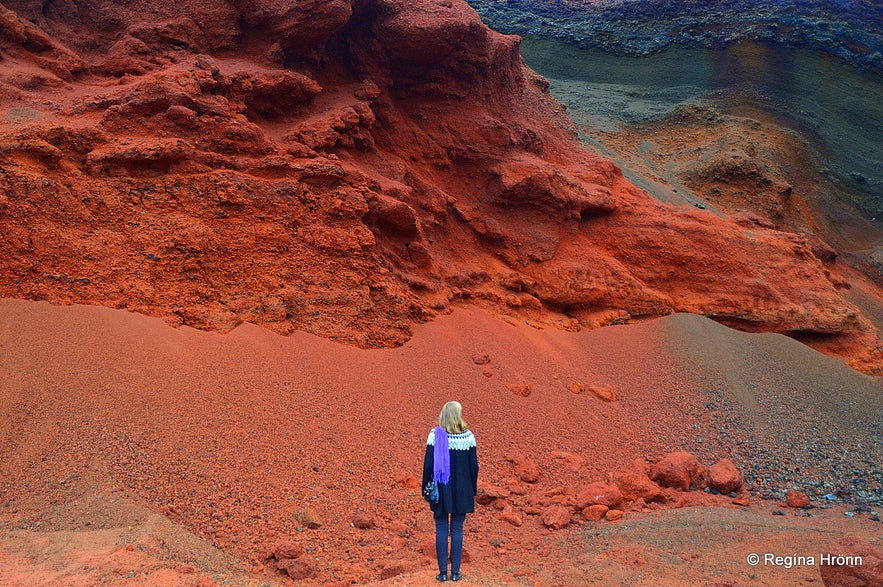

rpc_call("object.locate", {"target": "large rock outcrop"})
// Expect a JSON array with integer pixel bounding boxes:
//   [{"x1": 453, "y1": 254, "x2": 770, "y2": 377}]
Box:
[
  {"x1": 466, "y1": 0, "x2": 883, "y2": 70},
  {"x1": 0, "y1": 0, "x2": 880, "y2": 372}
]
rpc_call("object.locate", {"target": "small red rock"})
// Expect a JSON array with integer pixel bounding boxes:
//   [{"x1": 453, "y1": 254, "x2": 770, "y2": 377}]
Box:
[
  {"x1": 541, "y1": 505, "x2": 571, "y2": 530},
  {"x1": 272, "y1": 540, "x2": 303, "y2": 560},
  {"x1": 615, "y1": 469, "x2": 664, "y2": 503},
  {"x1": 393, "y1": 473, "x2": 420, "y2": 489},
  {"x1": 507, "y1": 383, "x2": 531, "y2": 397},
  {"x1": 567, "y1": 382, "x2": 585, "y2": 394},
  {"x1": 499, "y1": 506, "x2": 523, "y2": 527},
  {"x1": 732, "y1": 495, "x2": 751, "y2": 507},
  {"x1": 175, "y1": 563, "x2": 196, "y2": 574},
  {"x1": 577, "y1": 481, "x2": 624, "y2": 509},
  {"x1": 512, "y1": 456, "x2": 539, "y2": 483},
  {"x1": 605, "y1": 509, "x2": 624, "y2": 521},
  {"x1": 294, "y1": 507, "x2": 323, "y2": 529},
  {"x1": 388, "y1": 520, "x2": 411, "y2": 537},
  {"x1": 277, "y1": 557, "x2": 318, "y2": 580},
  {"x1": 379, "y1": 562, "x2": 405, "y2": 580},
  {"x1": 785, "y1": 489, "x2": 810, "y2": 508},
  {"x1": 707, "y1": 458, "x2": 744, "y2": 494},
  {"x1": 476, "y1": 484, "x2": 510, "y2": 505},
  {"x1": 551, "y1": 450, "x2": 585, "y2": 470},
  {"x1": 650, "y1": 451, "x2": 701, "y2": 491},
  {"x1": 352, "y1": 513, "x2": 375, "y2": 529},
  {"x1": 582, "y1": 504, "x2": 609, "y2": 521},
  {"x1": 588, "y1": 384, "x2": 618, "y2": 402}
]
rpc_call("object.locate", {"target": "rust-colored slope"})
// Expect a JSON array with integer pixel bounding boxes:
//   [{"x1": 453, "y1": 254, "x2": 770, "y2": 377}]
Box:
[
  {"x1": 0, "y1": 0, "x2": 879, "y2": 372},
  {"x1": 1, "y1": 299, "x2": 881, "y2": 584}
]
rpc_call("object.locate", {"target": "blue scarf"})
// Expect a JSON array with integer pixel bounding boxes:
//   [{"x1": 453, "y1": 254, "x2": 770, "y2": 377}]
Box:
[{"x1": 433, "y1": 426, "x2": 450, "y2": 484}]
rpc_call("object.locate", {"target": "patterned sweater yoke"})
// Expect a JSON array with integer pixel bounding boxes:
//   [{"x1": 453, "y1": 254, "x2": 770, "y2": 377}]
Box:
[{"x1": 426, "y1": 428, "x2": 476, "y2": 450}]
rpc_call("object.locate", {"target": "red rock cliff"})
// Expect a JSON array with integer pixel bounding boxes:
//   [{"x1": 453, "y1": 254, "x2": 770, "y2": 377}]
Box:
[{"x1": 0, "y1": 0, "x2": 879, "y2": 373}]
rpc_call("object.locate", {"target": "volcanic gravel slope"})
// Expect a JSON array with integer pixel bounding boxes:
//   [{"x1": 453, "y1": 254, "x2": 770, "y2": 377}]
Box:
[{"x1": 1, "y1": 298, "x2": 880, "y2": 584}]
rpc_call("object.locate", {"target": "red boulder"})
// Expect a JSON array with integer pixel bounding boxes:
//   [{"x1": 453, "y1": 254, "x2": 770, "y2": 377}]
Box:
[
  {"x1": 512, "y1": 455, "x2": 539, "y2": 483},
  {"x1": 785, "y1": 490, "x2": 810, "y2": 508},
  {"x1": 577, "y1": 482, "x2": 624, "y2": 509},
  {"x1": 707, "y1": 458, "x2": 744, "y2": 494},
  {"x1": 541, "y1": 506, "x2": 572, "y2": 530},
  {"x1": 582, "y1": 504, "x2": 609, "y2": 521},
  {"x1": 650, "y1": 451, "x2": 702, "y2": 491},
  {"x1": 615, "y1": 468, "x2": 664, "y2": 503}
]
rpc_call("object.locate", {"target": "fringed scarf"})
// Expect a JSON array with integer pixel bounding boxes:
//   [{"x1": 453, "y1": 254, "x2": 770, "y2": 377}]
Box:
[{"x1": 432, "y1": 426, "x2": 450, "y2": 484}]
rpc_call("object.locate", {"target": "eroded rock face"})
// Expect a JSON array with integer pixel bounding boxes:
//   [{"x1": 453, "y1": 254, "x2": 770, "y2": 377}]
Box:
[
  {"x1": 466, "y1": 0, "x2": 883, "y2": 70},
  {"x1": 0, "y1": 0, "x2": 879, "y2": 372}
]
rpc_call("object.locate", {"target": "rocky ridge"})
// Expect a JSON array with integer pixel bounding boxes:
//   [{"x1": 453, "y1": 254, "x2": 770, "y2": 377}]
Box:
[
  {"x1": 467, "y1": 0, "x2": 883, "y2": 70},
  {"x1": 0, "y1": 0, "x2": 880, "y2": 373}
]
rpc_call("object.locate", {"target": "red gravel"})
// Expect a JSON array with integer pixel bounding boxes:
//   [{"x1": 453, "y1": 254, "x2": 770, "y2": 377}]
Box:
[{"x1": 1, "y1": 298, "x2": 880, "y2": 585}]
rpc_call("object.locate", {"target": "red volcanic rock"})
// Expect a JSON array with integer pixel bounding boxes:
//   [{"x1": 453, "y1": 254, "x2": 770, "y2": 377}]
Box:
[
  {"x1": 588, "y1": 384, "x2": 619, "y2": 402},
  {"x1": 605, "y1": 509, "x2": 624, "y2": 522},
  {"x1": 294, "y1": 508, "x2": 323, "y2": 529},
  {"x1": 785, "y1": 490, "x2": 810, "y2": 509},
  {"x1": 228, "y1": 71, "x2": 322, "y2": 118},
  {"x1": 819, "y1": 537, "x2": 883, "y2": 587},
  {"x1": 277, "y1": 557, "x2": 317, "y2": 580},
  {"x1": 650, "y1": 451, "x2": 702, "y2": 491},
  {"x1": 237, "y1": 0, "x2": 352, "y2": 60},
  {"x1": 362, "y1": 0, "x2": 522, "y2": 97},
  {"x1": 393, "y1": 472, "x2": 420, "y2": 489},
  {"x1": 551, "y1": 450, "x2": 585, "y2": 471},
  {"x1": 541, "y1": 506, "x2": 572, "y2": 530},
  {"x1": 732, "y1": 495, "x2": 751, "y2": 507},
  {"x1": 507, "y1": 383, "x2": 532, "y2": 397},
  {"x1": 388, "y1": 521, "x2": 411, "y2": 538},
  {"x1": 471, "y1": 353, "x2": 491, "y2": 365},
  {"x1": 582, "y1": 504, "x2": 609, "y2": 521},
  {"x1": 707, "y1": 458, "x2": 744, "y2": 494},
  {"x1": 511, "y1": 455, "x2": 540, "y2": 483},
  {"x1": 577, "y1": 482, "x2": 624, "y2": 509},
  {"x1": 271, "y1": 541, "x2": 303, "y2": 560},
  {"x1": 615, "y1": 465, "x2": 664, "y2": 503},
  {"x1": 352, "y1": 513, "x2": 375, "y2": 530},
  {"x1": 379, "y1": 562, "x2": 406, "y2": 580},
  {"x1": 477, "y1": 483, "x2": 511, "y2": 505},
  {"x1": 499, "y1": 505, "x2": 524, "y2": 527},
  {"x1": 0, "y1": 4, "x2": 85, "y2": 78}
]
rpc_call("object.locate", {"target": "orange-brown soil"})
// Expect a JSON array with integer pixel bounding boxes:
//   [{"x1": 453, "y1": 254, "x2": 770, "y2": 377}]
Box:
[
  {"x1": 0, "y1": 0, "x2": 880, "y2": 373},
  {"x1": 1, "y1": 299, "x2": 881, "y2": 586}
]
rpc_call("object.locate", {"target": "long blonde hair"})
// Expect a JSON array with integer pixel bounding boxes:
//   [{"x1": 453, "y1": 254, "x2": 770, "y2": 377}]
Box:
[{"x1": 438, "y1": 401, "x2": 468, "y2": 434}]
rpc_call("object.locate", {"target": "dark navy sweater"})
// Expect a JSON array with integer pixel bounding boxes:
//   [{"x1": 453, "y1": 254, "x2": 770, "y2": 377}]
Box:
[{"x1": 422, "y1": 428, "x2": 479, "y2": 516}]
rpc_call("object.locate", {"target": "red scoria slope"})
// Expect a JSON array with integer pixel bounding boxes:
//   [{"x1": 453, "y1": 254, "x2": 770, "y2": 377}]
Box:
[{"x1": 0, "y1": 0, "x2": 880, "y2": 373}]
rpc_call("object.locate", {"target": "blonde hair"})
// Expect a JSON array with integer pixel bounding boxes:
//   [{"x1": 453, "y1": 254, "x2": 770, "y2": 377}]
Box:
[{"x1": 438, "y1": 401, "x2": 468, "y2": 434}]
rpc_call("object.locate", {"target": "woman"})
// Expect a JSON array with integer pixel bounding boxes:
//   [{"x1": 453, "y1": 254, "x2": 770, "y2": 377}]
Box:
[{"x1": 422, "y1": 401, "x2": 479, "y2": 582}]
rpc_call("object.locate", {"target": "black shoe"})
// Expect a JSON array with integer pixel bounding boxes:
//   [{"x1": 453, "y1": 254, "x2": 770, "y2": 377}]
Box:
[
  {"x1": 451, "y1": 573, "x2": 461, "y2": 582},
  {"x1": 436, "y1": 573, "x2": 447, "y2": 582}
]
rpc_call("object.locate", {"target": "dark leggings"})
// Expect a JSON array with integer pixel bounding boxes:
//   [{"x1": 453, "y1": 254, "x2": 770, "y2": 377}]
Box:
[{"x1": 435, "y1": 513, "x2": 466, "y2": 575}]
